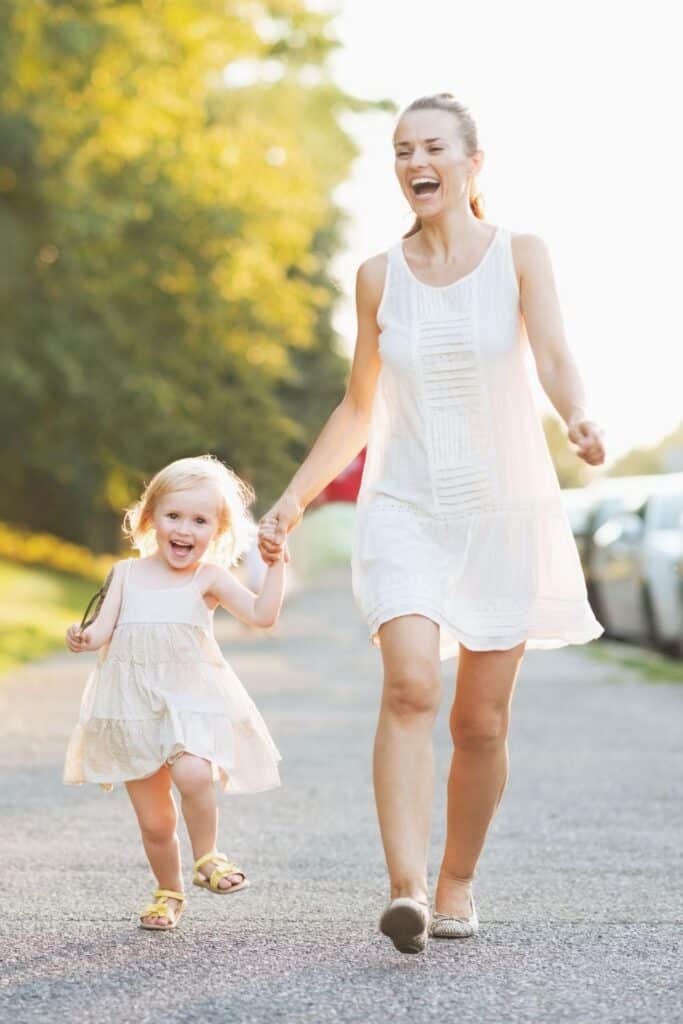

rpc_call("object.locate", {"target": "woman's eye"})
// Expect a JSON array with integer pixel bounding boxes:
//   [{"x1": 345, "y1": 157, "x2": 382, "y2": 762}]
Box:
[
  {"x1": 196, "y1": 518, "x2": 206, "y2": 525},
  {"x1": 428, "y1": 147, "x2": 443, "y2": 153},
  {"x1": 168, "y1": 513, "x2": 178, "y2": 519}
]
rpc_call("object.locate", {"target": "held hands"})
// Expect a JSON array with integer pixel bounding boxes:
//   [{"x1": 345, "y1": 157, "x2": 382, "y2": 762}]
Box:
[
  {"x1": 65, "y1": 624, "x2": 95, "y2": 653},
  {"x1": 258, "y1": 493, "x2": 303, "y2": 566},
  {"x1": 567, "y1": 412, "x2": 606, "y2": 466}
]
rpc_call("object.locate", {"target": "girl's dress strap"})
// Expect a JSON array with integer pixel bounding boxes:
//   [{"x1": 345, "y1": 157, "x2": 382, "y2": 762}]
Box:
[{"x1": 123, "y1": 558, "x2": 134, "y2": 587}]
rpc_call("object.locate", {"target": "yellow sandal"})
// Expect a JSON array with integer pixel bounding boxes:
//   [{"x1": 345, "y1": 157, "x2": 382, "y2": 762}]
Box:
[
  {"x1": 192, "y1": 851, "x2": 249, "y2": 895},
  {"x1": 139, "y1": 888, "x2": 186, "y2": 930}
]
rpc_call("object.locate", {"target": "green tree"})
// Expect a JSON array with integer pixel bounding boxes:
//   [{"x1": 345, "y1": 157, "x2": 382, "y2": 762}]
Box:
[
  {"x1": 0, "y1": 0, "x2": 387, "y2": 550},
  {"x1": 608, "y1": 420, "x2": 683, "y2": 477}
]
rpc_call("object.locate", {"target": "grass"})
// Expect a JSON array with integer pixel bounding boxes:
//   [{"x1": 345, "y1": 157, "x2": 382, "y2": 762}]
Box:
[
  {"x1": 0, "y1": 559, "x2": 97, "y2": 677},
  {"x1": 586, "y1": 638, "x2": 683, "y2": 683}
]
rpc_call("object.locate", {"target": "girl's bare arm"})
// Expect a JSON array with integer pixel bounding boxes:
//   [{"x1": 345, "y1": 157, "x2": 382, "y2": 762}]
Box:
[{"x1": 65, "y1": 561, "x2": 125, "y2": 652}]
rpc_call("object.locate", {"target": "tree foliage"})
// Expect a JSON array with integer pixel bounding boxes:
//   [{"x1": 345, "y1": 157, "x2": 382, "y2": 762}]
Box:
[
  {"x1": 608, "y1": 421, "x2": 683, "y2": 477},
  {"x1": 0, "y1": 0, "x2": 384, "y2": 550}
]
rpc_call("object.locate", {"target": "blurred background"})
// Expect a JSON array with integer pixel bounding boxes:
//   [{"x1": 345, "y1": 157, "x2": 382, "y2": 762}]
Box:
[{"x1": 2, "y1": 0, "x2": 682, "y2": 674}]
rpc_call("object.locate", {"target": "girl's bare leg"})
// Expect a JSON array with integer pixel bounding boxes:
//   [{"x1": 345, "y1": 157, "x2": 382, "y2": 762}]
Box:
[
  {"x1": 435, "y1": 641, "x2": 526, "y2": 917},
  {"x1": 374, "y1": 615, "x2": 442, "y2": 904},
  {"x1": 125, "y1": 765, "x2": 183, "y2": 924},
  {"x1": 170, "y1": 753, "x2": 243, "y2": 889}
]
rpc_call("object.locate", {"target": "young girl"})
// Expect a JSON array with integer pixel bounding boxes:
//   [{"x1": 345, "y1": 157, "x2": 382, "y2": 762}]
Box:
[{"x1": 64, "y1": 454, "x2": 286, "y2": 931}]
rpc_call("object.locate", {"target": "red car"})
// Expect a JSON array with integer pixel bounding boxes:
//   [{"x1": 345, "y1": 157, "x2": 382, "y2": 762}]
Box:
[{"x1": 310, "y1": 448, "x2": 367, "y2": 507}]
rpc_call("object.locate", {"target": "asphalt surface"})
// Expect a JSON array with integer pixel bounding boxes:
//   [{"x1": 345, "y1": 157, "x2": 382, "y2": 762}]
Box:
[{"x1": 1, "y1": 566, "x2": 681, "y2": 1023}]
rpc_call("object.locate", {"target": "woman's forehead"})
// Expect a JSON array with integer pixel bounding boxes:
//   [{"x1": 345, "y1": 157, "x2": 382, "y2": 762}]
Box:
[{"x1": 393, "y1": 108, "x2": 459, "y2": 146}]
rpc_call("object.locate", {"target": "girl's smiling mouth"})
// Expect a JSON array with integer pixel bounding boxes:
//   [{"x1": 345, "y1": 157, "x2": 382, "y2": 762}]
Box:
[{"x1": 170, "y1": 540, "x2": 193, "y2": 556}]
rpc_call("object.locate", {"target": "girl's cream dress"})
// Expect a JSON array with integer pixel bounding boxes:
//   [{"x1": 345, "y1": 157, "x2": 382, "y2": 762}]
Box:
[{"x1": 64, "y1": 558, "x2": 281, "y2": 793}]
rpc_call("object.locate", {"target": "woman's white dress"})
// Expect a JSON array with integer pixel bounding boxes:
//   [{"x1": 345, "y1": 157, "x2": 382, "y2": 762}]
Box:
[
  {"x1": 64, "y1": 559, "x2": 282, "y2": 792},
  {"x1": 351, "y1": 225, "x2": 604, "y2": 660}
]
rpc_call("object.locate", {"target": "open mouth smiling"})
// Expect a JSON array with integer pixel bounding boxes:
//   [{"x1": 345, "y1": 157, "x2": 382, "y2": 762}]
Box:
[
  {"x1": 410, "y1": 176, "x2": 441, "y2": 198},
  {"x1": 170, "y1": 541, "x2": 193, "y2": 555}
]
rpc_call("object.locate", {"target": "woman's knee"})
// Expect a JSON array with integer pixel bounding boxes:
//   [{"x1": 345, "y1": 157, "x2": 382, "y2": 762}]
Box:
[
  {"x1": 383, "y1": 658, "x2": 441, "y2": 719},
  {"x1": 451, "y1": 709, "x2": 509, "y2": 752}
]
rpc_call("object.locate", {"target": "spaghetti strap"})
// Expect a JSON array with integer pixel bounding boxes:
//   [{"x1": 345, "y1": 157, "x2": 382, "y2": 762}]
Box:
[{"x1": 123, "y1": 557, "x2": 134, "y2": 588}]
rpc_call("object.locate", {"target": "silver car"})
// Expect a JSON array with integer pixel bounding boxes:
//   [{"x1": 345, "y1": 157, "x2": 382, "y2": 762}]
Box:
[{"x1": 590, "y1": 472, "x2": 683, "y2": 652}]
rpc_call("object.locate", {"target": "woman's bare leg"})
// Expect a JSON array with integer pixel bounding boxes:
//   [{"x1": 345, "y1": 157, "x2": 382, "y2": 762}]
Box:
[
  {"x1": 125, "y1": 765, "x2": 183, "y2": 924},
  {"x1": 374, "y1": 615, "x2": 442, "y2": 904},
  {"x1": 435, "y1": 641, "x2": 526, "y2": 917}
]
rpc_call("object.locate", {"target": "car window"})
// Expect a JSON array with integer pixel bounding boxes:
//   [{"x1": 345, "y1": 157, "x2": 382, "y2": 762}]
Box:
[{"x1": 650, "y1": 491, "x2": 683, "y2": 530}]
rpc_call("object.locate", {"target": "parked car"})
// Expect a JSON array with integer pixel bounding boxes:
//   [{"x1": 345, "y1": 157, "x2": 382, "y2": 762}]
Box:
[
  {"x1": 574, "y1": 475, "x2": 665, "y2": 625},
  {"x1": 589, "y1": 472, "x2": 683, "y2": 651},
  {"x1": 560, "y1": 487, "x2": 593, "y2": 564}
]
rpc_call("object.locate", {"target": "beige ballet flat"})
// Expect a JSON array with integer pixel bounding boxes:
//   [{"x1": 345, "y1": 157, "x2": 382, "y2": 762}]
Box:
[
  {"x1": 379, "y1": 897, "x2": 429, "y2": 954},
  {"x1": 430, "y1": 893, "x2": 479, "y2": 938}
]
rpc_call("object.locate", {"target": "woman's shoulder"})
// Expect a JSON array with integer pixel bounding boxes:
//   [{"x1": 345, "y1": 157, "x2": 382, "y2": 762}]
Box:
[
  {"x1": 509, "y1": 231, "x2": 553, "y2": 283},
  {"x1": 509, "y1": 231, "x2": 551, "y2": 259},
  {"x1": 356, "y1": 251, "x2": 390, "y2": 308}
]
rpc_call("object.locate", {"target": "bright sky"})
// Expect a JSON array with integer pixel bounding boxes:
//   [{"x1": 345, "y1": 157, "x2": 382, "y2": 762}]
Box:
[{"x1": 318, "y1": 0, "x2": 682, "y2": 467}]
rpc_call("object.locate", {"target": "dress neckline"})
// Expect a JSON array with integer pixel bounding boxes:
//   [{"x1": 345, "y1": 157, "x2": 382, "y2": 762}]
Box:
[
  {"x1": 398, "y1": 225, "x2": 500, "y2": 291},
  {"x1": 127, "y1": 559, "x2": 202, "y2": 592}
]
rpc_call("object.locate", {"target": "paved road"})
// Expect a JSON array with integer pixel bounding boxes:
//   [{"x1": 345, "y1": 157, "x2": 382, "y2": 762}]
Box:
[{"x1": 1, "y1": 566, "x2": 681, "y2": 1023}]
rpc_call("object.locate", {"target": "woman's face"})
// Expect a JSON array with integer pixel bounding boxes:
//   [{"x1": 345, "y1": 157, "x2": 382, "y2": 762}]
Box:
[{"x1": 393, "y1": 109, "x2": 480, "y2": 222}]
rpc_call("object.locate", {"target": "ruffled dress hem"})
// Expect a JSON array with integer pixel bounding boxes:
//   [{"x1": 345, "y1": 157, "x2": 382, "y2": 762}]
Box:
[
  {"x1": 365, "y1": 600, "x2": 604, "y2": 661},
  {"x1": 63, "y1": 747, "x2": 282, "y2": 795}
]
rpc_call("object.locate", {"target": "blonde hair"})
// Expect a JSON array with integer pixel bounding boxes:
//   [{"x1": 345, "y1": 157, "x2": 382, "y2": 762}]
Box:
[
  {"x1": 123, "y1": 455, "x2": 255, "y2": 566},
  {"x1": 398, "y1": 93, "x2": 485, "y2": 238}
]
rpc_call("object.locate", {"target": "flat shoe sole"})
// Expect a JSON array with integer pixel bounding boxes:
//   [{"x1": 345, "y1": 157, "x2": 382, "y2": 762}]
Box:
[
  {"x1": 139, "y1": 907, "x2": 184, "y2": 931},
  {"x1": 193, "y1": 878, "x2": 250, "y2": 895},
  {"x1": 380, "y1": 900, "x2": 428, "y2": 954}
]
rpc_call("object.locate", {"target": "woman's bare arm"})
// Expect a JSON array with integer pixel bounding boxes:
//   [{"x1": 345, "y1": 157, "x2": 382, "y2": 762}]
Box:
[
  {"x1": 514, "y1": 233, "x2": 605, "y2": 465},
  {"x1": 259, "y1": 254, "x2": 386, "y2": 560},
  {"x1": 284, "y1": 254, "x2": 385, "y2": 508}
]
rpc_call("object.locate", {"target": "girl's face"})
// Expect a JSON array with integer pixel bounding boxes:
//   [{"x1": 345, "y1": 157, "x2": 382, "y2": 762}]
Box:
[
  {"x1": 151, "y1": 483, "x2": 224, "y2": 570},
  {"x1": 393, "y1": 109, "x2": 480, "y2": 222}
]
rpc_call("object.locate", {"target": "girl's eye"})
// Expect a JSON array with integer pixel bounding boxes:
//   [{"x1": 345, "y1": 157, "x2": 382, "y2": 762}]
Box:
[
  {"x1": 168, "y1": 513, "x2": 178, "y2": 519},
  {"x1": 196, "y1": 518, "x2": 206, "y2": 525}
]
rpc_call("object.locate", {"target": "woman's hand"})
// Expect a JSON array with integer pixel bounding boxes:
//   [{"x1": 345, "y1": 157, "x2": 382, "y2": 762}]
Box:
[
  {"x1": 567, "y1": 413, "x2": 606, "y2": 466},
  {"x1": 258, "y1": 493, "x2": 304, "y2": 565},
  {"x1": 65, "y1": 624, "x2": 94, "y2": 652}
]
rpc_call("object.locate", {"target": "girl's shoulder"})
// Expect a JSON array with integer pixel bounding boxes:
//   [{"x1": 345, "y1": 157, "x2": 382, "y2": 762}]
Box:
[{"x1": 195, "y1": 559, "x2": 230, "y2": 587}]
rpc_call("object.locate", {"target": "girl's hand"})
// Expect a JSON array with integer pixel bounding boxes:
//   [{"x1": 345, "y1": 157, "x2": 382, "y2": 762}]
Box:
[
  {"x1": 65, "y1": 624, "x2": 92, "y2": 652},
  {"x1": 258, "y1": 494, "x2": 303, "y2": 565},
  {"x1": 567, "y1": 414, "x2": 606, "y2": 466}
]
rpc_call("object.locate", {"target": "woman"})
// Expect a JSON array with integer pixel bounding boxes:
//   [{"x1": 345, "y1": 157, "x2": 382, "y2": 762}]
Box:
[{"x1": 258, "y1": 93, "x2": 605, "y2": 955}]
